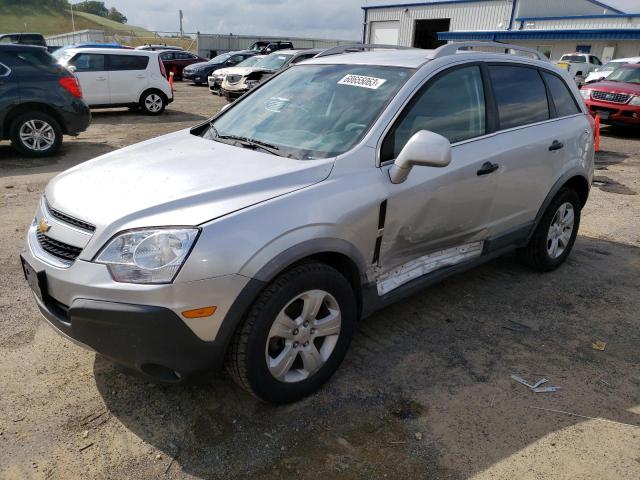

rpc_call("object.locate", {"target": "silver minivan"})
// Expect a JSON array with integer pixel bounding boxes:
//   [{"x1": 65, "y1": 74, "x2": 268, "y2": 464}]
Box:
[{"x1": 21, "y1": 42, "x2": 594, "y2": 403}]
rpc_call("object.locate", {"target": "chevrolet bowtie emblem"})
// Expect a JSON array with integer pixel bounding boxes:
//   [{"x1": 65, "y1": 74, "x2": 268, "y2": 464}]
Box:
[{"x1": 37, "y1": 218, "x2": 51, "y2": 234}]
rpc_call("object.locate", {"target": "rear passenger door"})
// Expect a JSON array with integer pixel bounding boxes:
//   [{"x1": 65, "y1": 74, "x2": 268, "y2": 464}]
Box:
[
  {"x1": 68, "y1": 53, "x2": 108, "y2": 105},
  {"x1": 485, "y1": 64, "x2": 587, "y2": 234},
  {"x1": 107, "y1": 54, "x2": 150, "y2": 104}
]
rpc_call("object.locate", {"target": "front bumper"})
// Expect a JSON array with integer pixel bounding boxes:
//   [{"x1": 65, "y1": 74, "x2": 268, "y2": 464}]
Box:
[
  {"x1": 221, "y1": 87, "x2": 246, "y2": 100},
  {"x1": 21, "y1": 219, "x2": 255, "y2": 379},
  {"x1": 584, "y1": 98, "x2": 640, "y2": 126}
]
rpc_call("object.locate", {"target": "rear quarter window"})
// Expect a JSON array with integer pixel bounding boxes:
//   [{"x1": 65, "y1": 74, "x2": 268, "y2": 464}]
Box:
[
  {"x1": 489, "y1": 65, "x2": 549, "y2": 130},
  {"x1": 108, "y1": 54, "x2": 149, "y2": 71},
  {"x1": 542, "y1": 72, "x2": 581, "y2": 117}
]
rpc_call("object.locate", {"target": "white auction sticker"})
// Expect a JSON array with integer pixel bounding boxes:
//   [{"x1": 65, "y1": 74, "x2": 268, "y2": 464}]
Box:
[{"x1": 338, "y1": 74, "x2": 387, "y2": 89}]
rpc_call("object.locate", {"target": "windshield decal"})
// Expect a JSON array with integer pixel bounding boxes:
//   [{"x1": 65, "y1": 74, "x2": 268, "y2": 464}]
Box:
[
  {"x1": 338, "y1": 74, "x2": 387, "y2": 90},
  {"x1": 264, "y1": 97, "x2": 290, "y2": 112}
]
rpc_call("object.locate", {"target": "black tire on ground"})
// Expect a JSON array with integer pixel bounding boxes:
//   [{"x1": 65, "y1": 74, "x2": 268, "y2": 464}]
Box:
[
  {"x1": 226, "y1": 263, "x2": 357, "y2": 403},
  {"x1": 9, "y1": 111, "x2": 63, "y2": 157},
  {"x1": 139, "y1": 90, "x2": 166, "y2": 115},
  {"x1": 517, "y1": 188, "x2": 581, "y2": 272}
]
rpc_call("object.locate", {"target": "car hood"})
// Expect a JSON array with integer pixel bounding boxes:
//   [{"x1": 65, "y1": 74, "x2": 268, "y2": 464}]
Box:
[
  {"x1": 587, "y1": 80, "x2": 640, "y2": 94},
  {"x1": 187, "y1": 61, "x2": 220, "y2": 71},
  {"x1": 45, "y1": 129, "x2": 334, "y2": 234}
]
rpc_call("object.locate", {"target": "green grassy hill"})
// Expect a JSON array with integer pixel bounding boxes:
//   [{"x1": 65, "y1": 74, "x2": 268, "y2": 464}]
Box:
[{"x1": 0, "y1": 5, "x2": 149, "y2": 36}]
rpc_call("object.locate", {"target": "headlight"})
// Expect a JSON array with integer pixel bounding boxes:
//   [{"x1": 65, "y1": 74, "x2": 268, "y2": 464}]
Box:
[
  {"x1": 629, "y1": 96, "x2": 640, "y2": 106},
  {"x1": 580, "y1": 89, "x2": 592, "y2": 100},
  {"x1": 95, "y1": 228, "x2": 199, "y2": 284}
]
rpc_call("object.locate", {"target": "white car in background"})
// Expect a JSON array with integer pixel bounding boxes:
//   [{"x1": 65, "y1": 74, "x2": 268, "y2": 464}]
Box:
[
  {"x1": 57, "y1": 48, "x2": 173, "y2": 115},
  {"x1": 585, "y1": 57, "x2": 640, "y2": 84},
  {"x1": 208, "y1": 55, "x2": 265, "y2": 95},
  {"x1": 555, "y1": 53, "x2": 602, "y2": 85}
]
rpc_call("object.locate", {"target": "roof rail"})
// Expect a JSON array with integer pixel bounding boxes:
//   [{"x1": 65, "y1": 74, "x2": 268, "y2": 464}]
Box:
[
  {"x1": 432, "y1": 41, "x2": 547, "y2": 61},
  {"x1": 315, "y1": 43, "x2": 415, "y2": 58}
]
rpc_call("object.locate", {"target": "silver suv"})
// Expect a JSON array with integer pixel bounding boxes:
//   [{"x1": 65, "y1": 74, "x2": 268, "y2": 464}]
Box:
[{"x1": 21, "y1": 42, "x2": 594, "y2": 403}]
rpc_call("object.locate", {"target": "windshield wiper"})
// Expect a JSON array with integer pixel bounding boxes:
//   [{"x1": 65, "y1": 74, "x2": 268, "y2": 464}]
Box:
[{"x1": 217, "y1": 134, "x2": 284, "y2": 156}]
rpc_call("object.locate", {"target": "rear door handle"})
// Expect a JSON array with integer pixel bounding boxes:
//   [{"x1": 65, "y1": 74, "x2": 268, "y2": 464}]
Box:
[
  {"x1": 136, "y1": 74, "x2": 145, "y2": 79},
  {"x1": 549, "y1": 140, "x2": 564, "y2": 151},
  {"x1": 96, "y1": 76, "x2": 106, "y2": 81},
  {"x1": 477, "y1": 162, "x2": 499, "y2": 176}
]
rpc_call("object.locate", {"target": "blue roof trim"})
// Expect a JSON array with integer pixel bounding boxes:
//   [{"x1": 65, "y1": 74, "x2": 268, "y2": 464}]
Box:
[
  {"x1": 362, "y1": 0, "x2": 502, "y2": 10},
  {"x1": 438, "y1": 28, "x2": 640, "y2": 41},
  {"x1": 516, "y1": 14, "x2": 640, "y2": 21},
  {"x1": 584, "y1": 0, "x2": 624, "y2": 14}
]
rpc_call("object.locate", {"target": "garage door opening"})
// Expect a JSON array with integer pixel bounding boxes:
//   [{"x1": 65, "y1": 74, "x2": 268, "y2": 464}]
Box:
[
  {"x1": 370, "y1": 21, "x2": 400, "y2": 45},
  {"x1": 413, "y1": 19, "x2": 450, "y2": 49}
]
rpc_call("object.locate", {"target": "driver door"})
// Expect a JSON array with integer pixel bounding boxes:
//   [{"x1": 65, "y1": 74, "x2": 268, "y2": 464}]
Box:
[{"x1": 378, "y1": 64, "x2": 501, "y2": 276}]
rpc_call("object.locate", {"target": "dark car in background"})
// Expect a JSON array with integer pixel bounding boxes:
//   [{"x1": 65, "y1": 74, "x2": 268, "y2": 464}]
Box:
[
  {"x1": 182, "y1": 50, "x2": 257, "y2": 85},
  {"x1": 249, "y1": 41, "x2": 294, "y2": 54},
  {"x1": 0, "y1": 44, "x2": 90, "y2": 157},
  {"x1": 581, "y1": 64, "x2": 640, "y2": 127},
  {"x1": 0, "y1": 33, "x2": 47, "y2": 47},
  {"x1": 158, "y1": 50, "x2": 207, "y2": 79}
]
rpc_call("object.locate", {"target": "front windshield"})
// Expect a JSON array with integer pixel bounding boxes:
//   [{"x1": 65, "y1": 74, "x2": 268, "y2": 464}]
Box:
[
  {"x1": 561, "y1": 55, "x2": 586, "y2": 63},
  {"x1": 237, "y1": 56, "x2": 261, "y2": 67},
  {"x1": 606, "y1": 66, "x2": 640, "y2": 84},
  {"x1": 598, "y1": 61, "x2": 622, "y2": 72},
  {"x1": 254, "y1": 53, "x2": 293, "y2": 70},
  {"x1": 209, "y1": 53, "x2": 231, "y2": 63},
  {"x1": 207, "y1": 64, "x2": 412, "y2": 160}
]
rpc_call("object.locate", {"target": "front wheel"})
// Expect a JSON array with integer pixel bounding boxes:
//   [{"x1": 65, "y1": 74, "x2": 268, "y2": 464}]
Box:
[
  {"x1": 517, "y1": 188, "x2": 581, "y2": 271},
  {"x1": 139, "y1": 91, "x2": 166, "y2": 115},
  {"x1": 226, "y1": 263, "x2": 357, "y2": 403}
]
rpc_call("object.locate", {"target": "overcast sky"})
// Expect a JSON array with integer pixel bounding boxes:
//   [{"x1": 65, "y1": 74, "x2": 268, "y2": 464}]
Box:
[{"x1": 104, "y1": 0, "x2": 640, "y2": 40}]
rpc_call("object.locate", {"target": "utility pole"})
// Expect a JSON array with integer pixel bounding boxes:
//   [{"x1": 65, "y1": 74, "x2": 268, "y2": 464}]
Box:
[
  {"x1": 179, "y1": 10, "x2": 184, "y2": 38},
  {"x1": 70, "y1": 3, "x2": 76, "y2": 33}
]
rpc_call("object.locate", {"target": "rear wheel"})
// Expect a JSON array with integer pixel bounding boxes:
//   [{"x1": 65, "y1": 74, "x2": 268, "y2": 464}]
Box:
[
  {"x1": 226, "y1": 263, "x2": 357, "y2": 403},
  {"x1": 10, "y1": 112, "x2": 62, "y2": 157},
  {"x1": 139, "y1": 90, "x2": 166, "y2": 115},
  {"x1": 518, "y1": 188, "x2": 581, "y2": 271}
]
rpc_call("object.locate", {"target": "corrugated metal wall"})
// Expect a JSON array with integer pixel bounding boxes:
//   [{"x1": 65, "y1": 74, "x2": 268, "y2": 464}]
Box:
[
  {"x1": 365, "y1": 0, "x2": 513, "y2": 46},
  {"x1": 520, "y1": 17, "x2": 640, "y2": 30},
  {"x1": 515, "y1": 0, "x2": 619, "y2": 18},
  {"x1": 196, "y1": 34, "x2": 354, "y2": 57}
]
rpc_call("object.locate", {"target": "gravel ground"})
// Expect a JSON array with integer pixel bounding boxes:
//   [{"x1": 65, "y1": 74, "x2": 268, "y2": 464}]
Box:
[{"x1": 0, "y1": 82, "x2": 639, "y2": 480}]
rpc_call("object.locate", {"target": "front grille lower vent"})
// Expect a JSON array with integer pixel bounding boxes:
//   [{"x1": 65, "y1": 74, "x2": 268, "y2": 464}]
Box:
[
  {"x1": 592, "y1": 91, "x2": 631, "y2": 104},
  {"x1": 36, "y1": 231, "x2": 82, "y2": 262}
]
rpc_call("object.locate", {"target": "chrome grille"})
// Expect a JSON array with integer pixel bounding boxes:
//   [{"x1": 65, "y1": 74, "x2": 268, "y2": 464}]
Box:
[
  {"x1": 46, "y1": 202, "x2": 95, "y2": 232},
  {"x1": 36, "y1": 231, "x2": 82, "y2": 262},
  {"x1": 592, "y1": 91, "x2": 631, "y2": 104}
]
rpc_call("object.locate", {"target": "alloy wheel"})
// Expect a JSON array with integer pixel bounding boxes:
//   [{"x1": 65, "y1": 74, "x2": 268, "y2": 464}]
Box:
[
  {"x1": 265, "y1": 289, "x2": 341, "y2": 383},
  {"x1": 547, "y1": 202, "x2": 575, "y2": 259},
  {"x1": 19, "y1": 120, "x2": 55, "y2": 152},
  {"x1": 144, "y1": 94, "x2": 163, "y2": 113}
]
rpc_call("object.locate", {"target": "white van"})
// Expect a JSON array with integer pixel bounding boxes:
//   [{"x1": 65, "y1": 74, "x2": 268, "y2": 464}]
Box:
[{"x1": 57, "y1": 48, "x2": 173, "y2": 115}]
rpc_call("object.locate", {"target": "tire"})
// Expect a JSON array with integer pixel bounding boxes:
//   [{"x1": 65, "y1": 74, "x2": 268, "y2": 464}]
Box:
[
  {"x1": 226, "y1": 263, "x2": 357, "y2": 403},
  {"x1": 10, "y1": 111, "x2": 62, "y2": 157},
  {"x1": 139, "y1": 90, "x2": 166, "y2": 115},
  {"x1": 517, "y1": 188, "x2": 581, "y2": 272}
]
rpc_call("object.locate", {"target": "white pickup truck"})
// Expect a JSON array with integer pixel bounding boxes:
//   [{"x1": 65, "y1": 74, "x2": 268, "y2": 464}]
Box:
[{"x1": 555, "y1": 53, "x2": 603, "y2": 86}]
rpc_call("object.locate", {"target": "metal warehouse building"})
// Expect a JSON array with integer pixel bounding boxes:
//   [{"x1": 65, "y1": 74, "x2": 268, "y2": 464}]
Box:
[{"x1": 363, "y1": 0, "x2": 640, "y2": 62}]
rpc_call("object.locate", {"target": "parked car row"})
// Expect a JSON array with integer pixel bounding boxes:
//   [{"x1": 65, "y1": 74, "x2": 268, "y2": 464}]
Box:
[{"x1": 182, "y1": 50, "x2": 257, "y2": 85}]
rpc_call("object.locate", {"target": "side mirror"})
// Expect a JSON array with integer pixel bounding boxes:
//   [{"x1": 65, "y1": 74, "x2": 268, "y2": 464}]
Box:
[
  {"x1": 67, "y1": 65, "x2": 77, "y2": 73},
  {"x1": 388, "y1": 130, "x2": 452, "y2": 184}
]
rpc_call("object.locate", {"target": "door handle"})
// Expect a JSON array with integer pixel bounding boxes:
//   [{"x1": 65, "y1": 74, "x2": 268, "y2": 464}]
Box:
[
  {"x1": 477, "y1": 162, "x2": 499, "y2": 176},
  {"x1": 549, "y1": 140, "x2": 564, "y2": 151},
  {"x1": 96, "y1": 76, "x2": 106, "y2": 81},
  {"x1": 136, "y1": 74, "x2": 145, "y2": 79}
]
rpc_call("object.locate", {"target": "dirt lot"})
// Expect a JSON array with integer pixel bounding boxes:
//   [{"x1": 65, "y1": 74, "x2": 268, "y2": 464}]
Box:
[{"x1": 1, "y1": 82, "x2": 639, "y2": 480}]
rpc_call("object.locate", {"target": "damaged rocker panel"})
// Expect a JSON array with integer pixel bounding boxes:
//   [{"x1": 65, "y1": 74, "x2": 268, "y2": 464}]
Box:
[{"x1": 376, "y1": 241, "x2": 484, "y2": 295}]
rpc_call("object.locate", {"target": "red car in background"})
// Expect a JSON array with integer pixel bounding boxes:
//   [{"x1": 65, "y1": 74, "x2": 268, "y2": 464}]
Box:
[
  {"x1": 159, "y1": 50, "x2": 208, "y2": 79},
  {"x1": 581, "y1": 64, "x2": 640, "y2": 126}
]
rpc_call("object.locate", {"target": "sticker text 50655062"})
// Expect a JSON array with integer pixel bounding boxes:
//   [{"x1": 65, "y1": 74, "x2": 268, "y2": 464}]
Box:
[{"x1": 338, "y1": 74, "x2": 387, "y2": 90}]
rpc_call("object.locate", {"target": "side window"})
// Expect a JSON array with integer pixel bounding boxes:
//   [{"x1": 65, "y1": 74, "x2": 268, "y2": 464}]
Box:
[
  {"x1": 489, "y1": 65, "x2": 549, "y2": 130},
  {"x1": 291, "y1": 53, "x2": 315, "y2": 64},
  {"x1": 175, "y1": 52, "x2": 192, "y2": 60},
  {"x1": 108, "y1": 55, "x2": 149, "y2": 71},
  {"x1": 160, "y1": 52, "x2": 174, "y2": 61},
  {"x1": 70, "y1": 53, "x2": 105, "y2": 72},
  {"x1": 381, "y1": 65, "x2": 486, "y2": 162},
  {"x1": 227, "y1": 55, "x2": 244, "y2": 65},
  {"x1": 542, "y1": 72, "x2": 581, "y2": 117}
]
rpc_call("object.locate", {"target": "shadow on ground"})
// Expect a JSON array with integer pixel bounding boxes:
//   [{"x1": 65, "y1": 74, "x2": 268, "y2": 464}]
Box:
[{"x1": 93, "y1": 236, "x2": 640, "y2": 479}]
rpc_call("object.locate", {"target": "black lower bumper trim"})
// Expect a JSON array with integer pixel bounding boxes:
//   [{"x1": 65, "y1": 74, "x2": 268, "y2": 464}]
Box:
[{"x1": 37, "y1": 296, "x2": 225, "y2": 380}]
